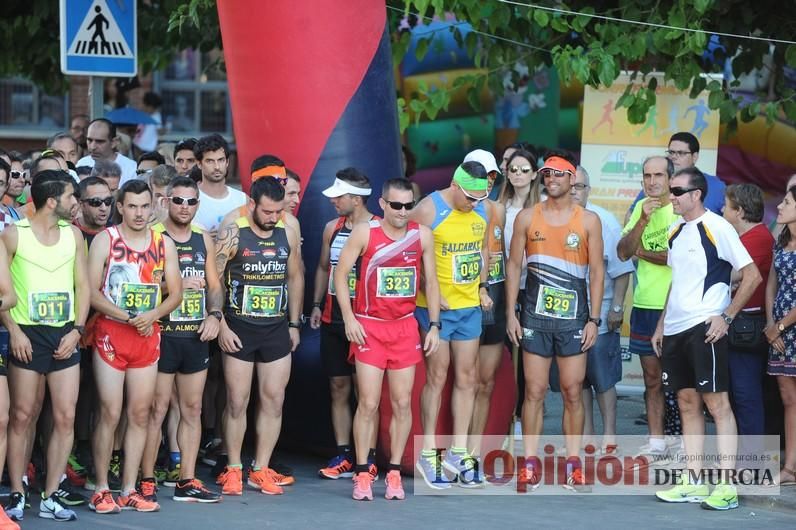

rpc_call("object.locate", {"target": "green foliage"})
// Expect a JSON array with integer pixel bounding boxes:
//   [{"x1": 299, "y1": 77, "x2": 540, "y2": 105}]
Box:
[{"x1": 390, "y1": 0, "x2": 796, "y2": 133}]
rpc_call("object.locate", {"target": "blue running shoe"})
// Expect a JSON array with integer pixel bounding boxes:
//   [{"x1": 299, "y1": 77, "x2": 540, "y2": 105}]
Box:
[
  {"x1": 415, "y1": 452, "x2": 452, "y2": 490},
  {"x1": 442, "y1": 450, "x2": 484, "y2": 488}
]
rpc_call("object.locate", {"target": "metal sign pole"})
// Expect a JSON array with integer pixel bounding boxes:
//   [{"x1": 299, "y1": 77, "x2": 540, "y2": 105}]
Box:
[{"x1": 89, "y1": 76, "x2": 104, "y2": 120}]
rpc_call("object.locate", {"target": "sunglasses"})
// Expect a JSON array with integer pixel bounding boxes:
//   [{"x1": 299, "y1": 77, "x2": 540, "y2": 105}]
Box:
[
  {"x1": 136, "y1": 168, "x2": 153, "y2": 176},
  {"x1": 509, "y1": 165, "x2": 533, "y2": 174},
  {"x1": 670, "y1": 186, "x2": 699, "y2": 197},
  {"x1": 82, "y1": 197, "x2": 114, "y2": 207},
  {"x1": 171, "y1": 196, "x2": 199, "y2": 206},
  {"x1": 387, "y1": 200, "x2": 415, "y2": 211},
  {"x1": 459, "y1": 186, "x2": 487, "y2": 203},
  {"x1": 10, "y1": 171, "x2": 24, "y2": 180},
  {"x1": 539, "y1": 168, "x2": 573, "y2": 179},
  {"x1": 271, "y1": 176, "x2": 289, "y2": 186}
]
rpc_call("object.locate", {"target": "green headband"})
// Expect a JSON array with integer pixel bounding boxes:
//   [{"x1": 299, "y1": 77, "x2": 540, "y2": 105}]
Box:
[{"x1": 453, "y1": 165, "x2": 488, "y2": 192}]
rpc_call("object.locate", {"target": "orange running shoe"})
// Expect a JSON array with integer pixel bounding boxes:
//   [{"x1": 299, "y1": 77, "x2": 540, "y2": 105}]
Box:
[
  {"x1": 517, "y1": 465, "x2": 541, "y2": 491},
  {"x1": 268, "y1": 468, "x2": 295, "y2": 486},
  {"x1": 247, "y1": 468, "x2": 283, "y2": 495},
  {"x1": 384, "y1": 470, "x2": 405, "y2": 500},
  {"x1": 318, "y1": 454, "x2": 353, "y2": 479},
  {"x1": 139, "y1": 478, "x2": 158, "y2": 502},
  {"x1": 352, "y1": 472, "x2": 373, "y2": 501},
  {"x1": 218, "y1": 466, "x2": 243, "y2": 495},
  {"x1": 118, "y1": 490, "x2": 160, "y2": 512},
  {"x1": 88, "y1": 489, "x2": 121, "y2": 514}
]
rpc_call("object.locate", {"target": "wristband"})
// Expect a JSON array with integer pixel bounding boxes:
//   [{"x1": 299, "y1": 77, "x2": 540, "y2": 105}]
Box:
[
  {"x1": 312, "y1": 302, "x2": 322, "y2": 309},
  {"x1": 288, "y1": 321, "x2": 301, "y2": 329},
  {"x1": 478, "y1": 282, "x2": 488, "y2": 290}
]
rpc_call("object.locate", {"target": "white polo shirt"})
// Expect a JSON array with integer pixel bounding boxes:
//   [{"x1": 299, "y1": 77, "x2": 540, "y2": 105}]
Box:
[{"x1": 664, "y1": 210, "x2": 752, "y2": 335}]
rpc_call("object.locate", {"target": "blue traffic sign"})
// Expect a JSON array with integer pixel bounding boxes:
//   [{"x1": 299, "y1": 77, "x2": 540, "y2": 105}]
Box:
[{"x1": 60, "y1": 0, "x2": 137, "y2": 77}]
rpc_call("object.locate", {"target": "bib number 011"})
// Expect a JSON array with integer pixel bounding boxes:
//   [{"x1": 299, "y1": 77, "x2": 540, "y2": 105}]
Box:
[{"x1": 28, "y1": 291, "x2": 71, "y2": 325}]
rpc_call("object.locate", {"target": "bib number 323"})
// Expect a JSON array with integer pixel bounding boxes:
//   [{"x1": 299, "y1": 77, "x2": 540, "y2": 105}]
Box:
[
  {"x1": 377, "y1": 267, "x2": 416, "y2": 297},
  {"x1": 535, "y1": 285, "x2": 577, "y2": 320}
]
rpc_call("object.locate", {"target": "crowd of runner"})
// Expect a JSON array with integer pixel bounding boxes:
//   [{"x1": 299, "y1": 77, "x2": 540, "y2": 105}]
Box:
[{"x1": 0, "y1": 121, "x2": 794, "y2": 526}]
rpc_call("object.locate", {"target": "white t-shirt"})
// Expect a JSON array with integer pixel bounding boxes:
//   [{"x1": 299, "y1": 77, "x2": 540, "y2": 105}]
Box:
[
  {"x1": 664, "y1": 210, "x2": 753, "y2": 335},
  {"x1": 76, "y1": 153, "x2": 138, "y2": 186},
  {"x1": 134, "y1": 111, "x2": 162, "y2": 152},
  {"x1": 195, "y1": 186, "x2": 247, "y2": 234},
  {"x1": 587, "y1": 202, "x2": 635, "y2": 335}
]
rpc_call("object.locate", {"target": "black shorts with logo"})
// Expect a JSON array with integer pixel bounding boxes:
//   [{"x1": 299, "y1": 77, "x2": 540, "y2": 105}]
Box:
[
  {"x1": 11, "y1": 324, "x2": 81, "y2": 375},
  {"x1": 320, "y1": 323, "x2": 353, "y2": 377},
  {"x1": 661, "y1": 322, "x2": 729, "y2": 393},
  {"x1": 159, "y1": 334, "x2": 210, "y2": 374},
  {"x1": 224, "y1": 317, "x2": 291, "y2": 364}
]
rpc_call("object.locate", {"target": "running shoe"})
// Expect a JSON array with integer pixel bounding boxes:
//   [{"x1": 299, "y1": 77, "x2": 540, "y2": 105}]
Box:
[
  {"x1": 53, "y1": 478, "x2": 86, "y2": 506},
  {"x1": 4, "y1": 492, "x2": 24, "y2": 522},
  {"x1": 0, "y1": 507, "x2": 20, "y2": 530},
  {"x1": 271, "y1": 461, "x2": 293, "y2": 477},
  {"x1": 38, "y1": 493, "x2": 77, "y2": 522},
  {"x1": 352, "y1": 472, "x2": 373, "y2": 501},
  {"x1": 517, "y1": 464, "x2": 541, "y2": 491},
  {"x1": 139, "y1": 478, "x2": 158, "y2": 503},
  {"x1": 656, "y1": 478, "x2": 710, "y2": 503},
  {"x1": 202, "y1": 443, "x2": 224, "y2": 467},
  {"x1": 217, "y1": 466, "x2": 242, "y2": 496},
  {"x1": 66, "y1": 455, "x2": 87, "y2": 487},
  {"x1": 384, "y1": 470, "x2": 405, "y2": 500},
  {"x1": 700, "y1": 484, "x2": 739, "y2": 511},
  {"x1": 415, "y1": 453, "x2": 452, "y2": 490},
  {"x1": 88, "y1": 489, "x2": 120, "y2": 514},
  {"x1": 163, "y1": 463, "x2": 180, "y2": 487},
  {"x1": 442, "y1": 450, "x2": 483, "y2": 488},
  {"x1": 173, "y1": 479, "x2": 221, "y2": 503},
  {"x1": 564, "y1": 468, "x2": 592, "y2": 493},
  {"x1": 118, "y1": 490, "x2": 160, "y2": 512},
  {"x1": 367, "y1": 460, "x2": 379, "y2": 482},
  {"x1": 632, "y1": 442, "x2": 671, "y2": 469},
  {"x1": 247, "y1": 469, "x2": 283, "y2": 495},
  {"x1": 268, "y1": 468, "x2": 295, "y2": 487},
  {"x1": 319, "y1": 454, "x2": 353, "y2": 479}
]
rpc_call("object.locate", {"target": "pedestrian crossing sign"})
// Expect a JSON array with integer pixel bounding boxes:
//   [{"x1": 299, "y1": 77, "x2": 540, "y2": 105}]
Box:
[{"x1": 60, "y1": 0, "x2": 137, "y2": 76}]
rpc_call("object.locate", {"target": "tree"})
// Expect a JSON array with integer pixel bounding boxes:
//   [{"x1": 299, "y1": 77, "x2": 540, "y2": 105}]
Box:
[{"x1": 2, "y1": 0, "x2": 794, "y2": 133}]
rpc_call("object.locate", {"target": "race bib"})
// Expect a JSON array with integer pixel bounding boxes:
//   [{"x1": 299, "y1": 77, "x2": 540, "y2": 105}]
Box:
[
  {"x1": 28, "y1": 291, "x2": 71, "y2": 325},
  {"x1": 170, "y1": 288, "x2": 205, "y2": 322},
  {"x1": 242, "y1": 285, "x2": 283, "y2": 318},
  {"x1": 376, "y1": 267, "x2": 416, "y2": 297},
  {"x1": 117, "y1": 283, "x2": 159, "y2": 314},
  {"x1": 328, "y1": 265, "x2": 357, "y2": 297},
  {"x1": 452, "y1": 251, "x2": 481, "y2": 284},
  {"x1": 534, "y1": 285, "x2": 577, "y2": 320},
  {"x1": 488, "y1": 253, "x2": 505, "y2": 284}
]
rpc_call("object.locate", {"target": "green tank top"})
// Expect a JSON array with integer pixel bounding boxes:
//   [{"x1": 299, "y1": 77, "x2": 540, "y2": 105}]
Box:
[{"x1": 10, "y1": 219, "x2": 76, "y2": 327}]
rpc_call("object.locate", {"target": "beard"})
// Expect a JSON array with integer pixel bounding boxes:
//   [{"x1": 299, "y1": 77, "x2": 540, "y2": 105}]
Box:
[{"x1": 252, "y1": 212, "x2": 276, "y2": 232}]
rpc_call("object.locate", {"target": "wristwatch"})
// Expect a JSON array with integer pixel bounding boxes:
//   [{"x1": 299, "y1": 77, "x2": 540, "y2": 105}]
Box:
[
  {"x1": 478, "y1": 282, "x2": 489, "y2": 290},
  {"x1": 778, "y1": 322, "x2": 786, "y2": 332},
  {"x1": 588, "y1": 317, "x2": 602, "y2": 327},
  {"x1": 288, "y1": 321, "x2": 302, "y2": 329},
  {"x1": 74, "y1": 325, "x2": 85, "y2": 336},
  {"x1": 720, "y1": 312, "x2": 733, "y2": 325},
  {"x1": 208, "y1": 310, "x2": 223, "y2": 321},
  {"x1": 611, "y1": 305, "x2": 623, "y2": 313},
  {"x1": 429, "y1": 321, "x2": 442, "y2": 330}
]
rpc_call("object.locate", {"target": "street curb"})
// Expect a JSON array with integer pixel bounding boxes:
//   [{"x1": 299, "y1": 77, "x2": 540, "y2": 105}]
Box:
[{"x1": 742, "y1": 492, "x2": 796, "y2": 513}]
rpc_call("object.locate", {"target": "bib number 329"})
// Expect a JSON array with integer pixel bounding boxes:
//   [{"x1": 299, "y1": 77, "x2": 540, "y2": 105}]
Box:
[{"x1": 535, "y1": 285, "x2": 577, "y2": 320}]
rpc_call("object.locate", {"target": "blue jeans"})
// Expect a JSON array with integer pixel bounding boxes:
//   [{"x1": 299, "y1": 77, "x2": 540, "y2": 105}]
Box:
[{"x1": 728, "y1": 348, "x2": 766, "y2": 436}]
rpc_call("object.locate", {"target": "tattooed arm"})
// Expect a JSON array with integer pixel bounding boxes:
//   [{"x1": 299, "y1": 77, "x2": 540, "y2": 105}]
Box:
[{"x1": 214, "y1": 218, "x2": 242, "y2": 352}]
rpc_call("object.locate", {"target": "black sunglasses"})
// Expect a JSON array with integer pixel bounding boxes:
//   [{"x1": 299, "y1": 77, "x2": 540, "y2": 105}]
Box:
[
  {"x1": 82, "y1": 197, "x2": 114, "y2": 207},
  {"x1": 171, "y1": 196, "x2": 199, "y2": 206},
  {"x1": 387, "y1": 200, "x2": 415, "y2": 211},
  {"x1": 10, "y1": 171, "x2": 24, "y2": 180},
  {"x1": 670, "y1": 186, "x2": 699, "y2": 197},
  {"x1": 509, "y1": 165, "x2": 533, "y2": 174}
]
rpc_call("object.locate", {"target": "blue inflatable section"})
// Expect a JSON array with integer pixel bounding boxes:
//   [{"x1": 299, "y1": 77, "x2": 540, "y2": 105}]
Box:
[
  {"x1": 282, "y1": 25, "x2": 403, "y2": 452},
  {"x1": 401, "y1": 20, "x2": 475, "y2": 77}
]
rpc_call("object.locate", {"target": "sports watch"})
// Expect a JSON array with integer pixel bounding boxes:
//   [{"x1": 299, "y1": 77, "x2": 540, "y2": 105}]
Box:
[
  {"x1": 208, "y1": 310, "x2": 223, "y2": 321},
  {"x1": 429, "y1": 321, "x2": 442, "y2": 330},
  {"x1": 288, "y1": 321, "x2": 302, "y2": 329},
  {"x1": 588, "y1": 317, "x2": 602, "y2": 327},
  {"x1": 721, "y1": 312, "x2": 733, "y2": 325}
]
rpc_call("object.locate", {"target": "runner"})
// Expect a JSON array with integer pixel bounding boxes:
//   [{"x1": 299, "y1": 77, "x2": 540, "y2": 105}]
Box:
[
  {"x1": 461, "y1": 150, "x2": 507, "y2": 460},
  {"x1": 0, "y1": 237, "x2": 17, "y2": 529},
  {"x1": 309, "y1": 168, "x2": 376, "y2": 479},
  {"x1": 334, "y1": 177, "x2": 440, "y2": 501},
  {"x1": 87, "y1": 179, "x2": 183, "y2": 514},
  {"x1": 506, "y1": 153, "x2": 604, "y2": 492},
  {"x1": 1, "y1": 170, "x2": 89, "y2": 522},
  {"x1": 214, "y1": 177, "x2": 303, "y2": 496},
  {"x1": 140, "y1": 176, "x2": 222, "y2": 503},
  {"x1": 411, "y1": 161, "x2": 489, "y2": 488},
  {"x1": 653, "y1": 167, "x2": 761, "y2": 510}
]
